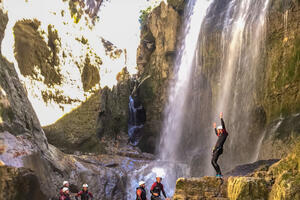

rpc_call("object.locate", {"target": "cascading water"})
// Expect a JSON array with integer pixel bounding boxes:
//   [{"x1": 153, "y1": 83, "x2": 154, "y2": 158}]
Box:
[
  {"x1": 209, "y1": 0, "x2": 271, "y2": 172},
  {"x1": 159, "y1": 0, "x2": 213, "y2": 162},
  {"x1": 127, "y1": 0, "x2": 272, "y2": 198},
  {"x1": 126, "y1": 0, "x2": 213, "y2": 198}
]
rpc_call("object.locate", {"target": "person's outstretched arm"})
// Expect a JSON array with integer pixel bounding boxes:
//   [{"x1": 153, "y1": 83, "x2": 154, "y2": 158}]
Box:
[
  {"x1": 213, "y1": 122, "x2": 217, "y2": 135},
  {"x1": 150, "y1": 183, "x2": 156, "y2": 195},
  {"x1": 220, "y1": 112, "x2": 226, "y2": 131},
  {"x1": 75, "y1": 191, "x2": 83, "y2": 200},
  {"x1": 88, "y1": 192, "x2": 93, "y2": 199},
  {"x1": 161, "y1": 184, "x2": 167, "y2": 198}
]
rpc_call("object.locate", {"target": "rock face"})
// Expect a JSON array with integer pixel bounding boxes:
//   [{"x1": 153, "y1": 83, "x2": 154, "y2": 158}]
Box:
[
  {"x1": 0, "y1": 12, "x2": 48, "y2": 153},
  {"x1": 136, "y1": 1, "x2": 181, "y2": 152},
  {"x1": 0, "y1": 166, "x2": 46, "y2": 200},
  {"x1": 96, "y1": 1, "x2": 182, "y2": 153},
  {"x1": 0, "y1": 8, "x2": 151, "y2": 200},
  {"x1": 173, "y1": 177, "x2": 228, "y2": 200},
  {"x1": 258, "y1": 0, "x2": 300, "y2": 159}
]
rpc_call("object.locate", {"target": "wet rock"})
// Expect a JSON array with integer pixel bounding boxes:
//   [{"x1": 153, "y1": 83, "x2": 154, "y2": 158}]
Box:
[
  {"x1": 0, "y1": 166, "x2": 47, "y2": 200},
  {"x1": 227, "y1": 177, "x2": 269, "y2": 200},
  {"x1": 96, "y1": 67, "x2": 131, "y2": 141},
  {"x1": 135, "y1": 1, "x2": 181, "y2": 152},
  {"x1": 173, "y1": 177, "x2": 227, "y2": 200},
  {"x1": 225, "y1": 159, "x2": 279, "y2": 177}
]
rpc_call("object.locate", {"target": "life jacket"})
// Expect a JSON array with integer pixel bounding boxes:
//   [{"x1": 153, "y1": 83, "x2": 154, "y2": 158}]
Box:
[
  {"x1": 76, "y1": 190, "x2": 93, "y2": 200},
  {"x1": 60, "y1": 194, "x2": 71, "y2": 200},
  {"x1": 150, "y1": 182, "x2": 164, "y2": 196},
  {"x1": 136, "y1": 186, "x2": 147, "y2": 200}
]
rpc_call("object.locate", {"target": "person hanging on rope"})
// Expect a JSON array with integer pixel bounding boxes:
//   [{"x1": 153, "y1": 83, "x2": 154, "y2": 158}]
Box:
[{"x1": 212, "y1": 112, "x2": 228, "y2": 178}]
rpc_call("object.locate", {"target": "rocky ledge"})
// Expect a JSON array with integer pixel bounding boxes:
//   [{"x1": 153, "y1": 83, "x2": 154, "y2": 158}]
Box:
[{"x1": 173, "y1": 141, "x2": 300, "y2": 200}]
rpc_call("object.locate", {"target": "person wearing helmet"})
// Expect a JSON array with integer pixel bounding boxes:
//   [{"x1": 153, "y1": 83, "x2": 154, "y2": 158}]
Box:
[
  {"x1": 60, "y1": 187, "x2": 71, "y2": 200},
  {"x1": 212, "y1": 112, "x2": 228, "y2": 178},
  {"x1": 60, "y1": 181, "x2": 70, "y2": 196},
  {"x1": 75, "y1": 184, "x2": 93, "y2": 200},
  {"x1": 136, "y1": 181, "x2": 147, "y2": 200},
  {"x1": 150, "y1": 176, "x2": 167, "y2": 200}
]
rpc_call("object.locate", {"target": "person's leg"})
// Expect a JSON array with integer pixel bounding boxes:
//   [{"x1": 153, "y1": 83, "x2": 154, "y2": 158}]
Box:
[{"x1": 211, "y1": 149, "x2": 222, "y2": 175}]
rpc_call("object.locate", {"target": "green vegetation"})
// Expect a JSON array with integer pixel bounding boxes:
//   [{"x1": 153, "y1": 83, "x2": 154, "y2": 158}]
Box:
[
  {"x1": 139, "y1": 6, "x2": 152, "y2": 26},
  {"x1": 44, "y1": 91, "x2": 106, "y2": 153}
]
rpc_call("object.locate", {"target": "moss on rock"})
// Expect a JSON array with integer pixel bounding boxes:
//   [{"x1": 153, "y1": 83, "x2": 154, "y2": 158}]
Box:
[
  {"x1": 44, "y1": 91, "x2": 105, "y2": 153},
  {"x1": 81, "y1": 55, "x2": 100, "y2": 92},
  {"x1": 227, "y1": 177, "x2": 269, "y2": 200},
  {"x1": 13, "y1": 19, "x2": 62, "y2": 86}
]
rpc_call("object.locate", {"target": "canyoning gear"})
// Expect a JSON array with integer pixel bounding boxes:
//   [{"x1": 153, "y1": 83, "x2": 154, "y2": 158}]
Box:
[
  {"x1": 60, "y1": 188, "x2": 71, "y2": 200},
  {"x1": 216, "y1": 174, "x2": 223, "y2": 178},
  {"x1": 83, "y1": 184, "x2": 88, "y2": 188},
  {"x1": 136, "y1": 186, "x2": 147, "y2": 200},
  {"x1": 60, "y1": 194, "x2": 71, "y2": 200},
  {"x1": 63, "y1": 181, "x2": 69, "y2": 186},
  {"x1": 211, "y1": 147, "x2": 223, "y2": 175},
  {"x1": 75, "y1": 190, "x2": 93, "y2": 200},
  {"x1": 139, "y1": 181, "x2": 146, "y2": 186},
  {"x1": 150, "y1": 182, "x2": 167, "y2": 199},
  {"x1": 217, "y1": 126, "x2": 222, "y2": 130},
  {"x1": 213, "y1": 118, "x2": 228, "y2": 149},
  {"x1": 211, "y1": 117, "x2": 228, "y2": 176}
]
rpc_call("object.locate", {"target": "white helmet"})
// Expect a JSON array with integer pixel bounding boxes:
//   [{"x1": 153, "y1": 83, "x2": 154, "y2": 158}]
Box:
[
  {"x1": 217, "y1": 126, "x2": 223, "y2": 130},
  {"x1": 62, "y1": 187, "x2": 69, "y2": 193},
  {"x1": 83, "y1": 184, "x2": 88, "y2": 188},
  {"x1": 63, "y1": 181, "x2": 69, "y2": 186},
  {"x1": 139, "y1": 181, "x2": 145, "y2": 186}
]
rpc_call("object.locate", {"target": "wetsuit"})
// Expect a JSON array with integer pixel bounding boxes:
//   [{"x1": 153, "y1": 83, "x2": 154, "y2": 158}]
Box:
[
  {"x1": 59, "y1": 194, "x2": 71, "y2": 200},
  {"x1": 75, "y1": 190, "x2": 93, "y2": 200},
  {"x1": 136, "y1": 186, "x2": 147, "y2": 200},
  {"x1": 211, "y1": 118, "x2": 228, "y2": 175},
  {"x1": 60, "y1": 187, "x2": 68, "y2": 196},
  {"x1": 150, "y1": 182, "x2": 167, "y2": 200}
]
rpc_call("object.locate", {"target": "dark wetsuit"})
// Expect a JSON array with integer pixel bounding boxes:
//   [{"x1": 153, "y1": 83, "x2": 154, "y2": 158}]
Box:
[
  {"x1": 136, "y1": 186, "x2": 147, "y2": 200},
  {"x1": 75, "y1": 190, "x2": 93, "y2": 200},
  {"x1": 211, "y1": 118, "x2": 228, "y2": 175},
  {"x1": 150, "y1": 182, "x2": 167, "y2": 200},
  {"x1": 60, "y1": 194, "x2": 71, "y2": 200}
]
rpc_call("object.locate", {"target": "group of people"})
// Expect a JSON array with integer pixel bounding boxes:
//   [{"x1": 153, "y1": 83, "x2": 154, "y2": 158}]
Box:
[
  {"x1": 136, "y1": 176, "x2": 169, "y2": 200},
  {"x1": 136, "y1": 112, "x2": 228, "y2": 200},
  {"x1": 59, "y1": 181, "x2": 93, "y2": 200}
]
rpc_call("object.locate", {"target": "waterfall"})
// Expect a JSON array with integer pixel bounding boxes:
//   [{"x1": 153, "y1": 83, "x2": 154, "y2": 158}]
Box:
[
  {"x1": 209, "y1": 0, "x2": 270, "y2": 173},
  {"x1": 126, "y1": 1, "x2": 213, "y2": 198},
  {"x1": 127, "y1": 0, "x2": 272, "y2": 198},
  {"x1": 159, "y1": 0, "x2": 213, "y2": 162}
]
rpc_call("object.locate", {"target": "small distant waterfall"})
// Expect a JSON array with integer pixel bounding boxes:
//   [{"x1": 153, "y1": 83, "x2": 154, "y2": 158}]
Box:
[{"x1": 128, "y1": 95, "x2": 146, "y2": 146}]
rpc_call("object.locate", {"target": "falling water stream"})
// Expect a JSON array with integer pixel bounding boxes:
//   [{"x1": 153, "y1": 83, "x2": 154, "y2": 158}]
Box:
[
  {"x1": 126, "y1": 0, "x2": 213, "y2": 198},
  {"x1": 127, "y1": 0, "x2": 272, "y2": 198}
]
